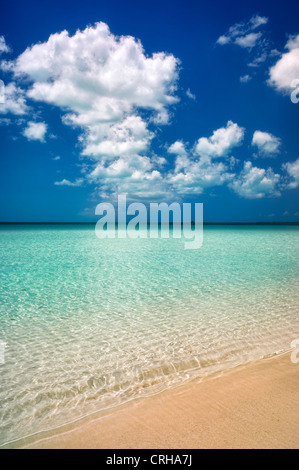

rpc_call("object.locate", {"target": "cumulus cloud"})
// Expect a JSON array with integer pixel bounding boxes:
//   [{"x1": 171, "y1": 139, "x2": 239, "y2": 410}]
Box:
[
  {"x1": 166, "y1": 122, "x2": 246, "y2": 195},
  {"x1": 80, "y1": 115, "x2": 153, "y2": 161},
  {"x1": 282, "y1": 158, "x2": 299, "y2": 188},
  {"x1": 85, "y1": 120, "x2": 245, "y2": 198},
  {"x1": 13, "y1": 23, "x2": 179, "y2": 114},
  {"x1": 3, "y1": 21, "x2": 293, "y2": 202},
  {"x1": 0, "y1": 36, "x2": 11, "y2": 55},
  {"x1": 230, "y1": 161, "x2": 280, "y2": 198},
  {"x1": 23, "y1": 121, "x2": 47, "y2": 142},
  {"x1": 216, "y1": 15, "x2": 268, "y2": 48},
  {"x1": 168, "y1": 141, "x2": 187, "y2": 156},
  {"x1": 252, "y1": 130, "x2": 281, "y2": 157},
  {"x1": 268, "y1": 35, "x2": 299, "y2": 93},
  {"x1": 8, "y1": 22, "x2": 179, "y2": 162},
  {"x1": 169, "y1": 155, "x2": 234, "y2": 195},
  {"x1": 88, "y1": 154, "x2": 171, "y2": 199},
  {"x1": 194, "y1": 121, "x2": 244, "y2": 158},
  {"x1": 4, "y1": 21, "x2": 181, "y2": 197},
  {"x1": 0, "y1": 82, "x2": 28, "y2": 115}
]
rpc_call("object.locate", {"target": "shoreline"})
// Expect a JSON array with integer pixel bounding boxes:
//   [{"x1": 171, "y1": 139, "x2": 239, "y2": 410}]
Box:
[{"x1": 7, "y1": 350, "x2": 299, "y2": 449}]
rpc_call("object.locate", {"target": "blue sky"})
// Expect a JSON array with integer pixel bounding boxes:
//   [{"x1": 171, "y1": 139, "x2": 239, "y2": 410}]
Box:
[{"x1": 0, "y1": 0, "x2": 298, "y2": 222}]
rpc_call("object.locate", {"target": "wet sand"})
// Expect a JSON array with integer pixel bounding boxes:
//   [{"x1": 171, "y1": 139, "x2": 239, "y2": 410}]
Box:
[{"x1": 21, "y1": 351, "x2": 299, "y2": 449}]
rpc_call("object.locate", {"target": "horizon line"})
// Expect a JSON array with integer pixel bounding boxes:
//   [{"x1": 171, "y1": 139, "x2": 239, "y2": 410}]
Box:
[{"x1": 0, "y1": 221, "x2": 298, "y2": 225}]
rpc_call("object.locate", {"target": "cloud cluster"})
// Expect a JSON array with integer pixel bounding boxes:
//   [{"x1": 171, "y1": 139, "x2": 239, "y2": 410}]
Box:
[
  {"x1": 4, "y1": 22, "x2": 181, "y2": 197},
  {"x1": 230, "y1": 161, "x2": 280, "y2": 198},
  {"x1": 167, "y1": 121, "x2": 241, "y2": 195},
  {"x1": 268, "y1": 35, "x2": 299, "y2": 93},
  {"x1": 169, "y1": 155, "x2": 235, "y2": 195},
  {"x1": 1, "y1": 21, "x2": 298, "y2": 203},
  {"x1": 79, "y1": 115, "x2": 153, "y2": 161},
  {"x1": 166, "y1": 123, "x2": 295, "y2": 199},
  {"x1": 216, "y1": 15, "x2": 268, "y2": 49},
  {"x1": 217, "y1": 13, "x2": 272, "y2": 84},
  {"x1": 86, "y1": 153, "x2": 173, "y2": 200},
  {"x1": 9, "y1": 22, "x2": 179, "y2": 159}
]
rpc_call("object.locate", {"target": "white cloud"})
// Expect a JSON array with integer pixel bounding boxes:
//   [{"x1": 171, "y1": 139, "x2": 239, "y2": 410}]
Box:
[
  {"x1": 168, "y1": 141, "x2": 187, "y2": 156},
  {"x1": 14, "y1": 23, "x2": 179, "y2": 113},
  {"x1": 230, "y1": 161, "x2": 280, "y2": 198},
  {"x1": 217, "y1": 35, "x2": 231, "y2": 46},
  {"x1": 0, "y1": 117, "x2": 11, "y2": 125},
  {"x1": 240, "y1": 74, "x2": 252, "y2": 83},
  {"x1": 169, "y1": 154, "x2": 234, "y2": 195},
  {"x1": 52, "y1": 156, "x2": 61, "y2": 161},
  {"x1": 88, "y1": 154, "x2": 171, "y2": 199},
  {"x1": 6, "y1": 21, "x2": 181, "y2": 198},
  {"x1": 23, "y1": 121, "x2": 47, "y2": 142},
  {"x1": 186, "y1": 88, "x2": 196, "y2": 100},
  {"x1": 248, "y1": 52, "x2": 267, "y2": 67},
  {"x1": 4, "y1": 21, "x2": 292, "y2": 203},
  {"x1": 0, "y1": 82, "x2": 28, "y2": 115},
  {"x1": 216, "y1": 15, "x2": 267, "y2": 49},
  {"x1": 151, "y1": 155, "x2": 167, "y2": 167},
  {"x1": 9, "y1": 22, "x2": 179, "y2": 162},
  {"x1": 250, "y1": 15, "x2": 268, "y2": 30},
  {"x1": 165, "y1": 122, "x2": 246, "y2": 195},
  {"x1": 54, "y1": 178, "x2": 83, "y2": 187},
  {"x1": 268, "y1": 35, "x2": 299, "y2": 93},
  {"x1": 282, "y1": 158, "x2": 299, "y2": 188},
  {"x1": 235, "y1": 32, "x2": 262, "y2": 49},
  {"x1": 194, "y1": 121, "x2": 244, "y2": 158},
  {"x1": 80, "y1": 115, "x2": 153, "y2": 161},
  {"x1": 0, "y1": 36, "x2": 11, "y2": 55},
  {"x1": 252, "y1": 130, "x2": 281, "y2": 157}
]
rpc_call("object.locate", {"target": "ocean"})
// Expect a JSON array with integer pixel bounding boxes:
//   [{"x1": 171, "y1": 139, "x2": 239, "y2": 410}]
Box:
[{"x1": 0, "y1": 224, "x2": 298, "y2": 446}]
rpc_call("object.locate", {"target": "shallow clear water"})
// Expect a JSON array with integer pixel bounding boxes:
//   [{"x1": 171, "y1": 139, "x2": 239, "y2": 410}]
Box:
[{"x1": 0, "y1": 224, "x2": 298, "y2": 445}]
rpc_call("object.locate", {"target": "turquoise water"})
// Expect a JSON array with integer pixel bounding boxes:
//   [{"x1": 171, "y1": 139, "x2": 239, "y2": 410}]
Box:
[{"x1": 0, "y1": 224, "x2": 298, "y2": 445}]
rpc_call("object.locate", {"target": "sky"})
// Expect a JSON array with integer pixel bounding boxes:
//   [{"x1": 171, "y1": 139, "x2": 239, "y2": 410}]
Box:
[{"x1": 0, "y1": 0, "x2": 299, "y2": 222}]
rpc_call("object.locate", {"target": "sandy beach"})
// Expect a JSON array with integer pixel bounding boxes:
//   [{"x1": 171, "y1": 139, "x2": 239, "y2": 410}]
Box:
[{"x1": 17, "y1": 351, "x2": 298, "y2": 449}]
